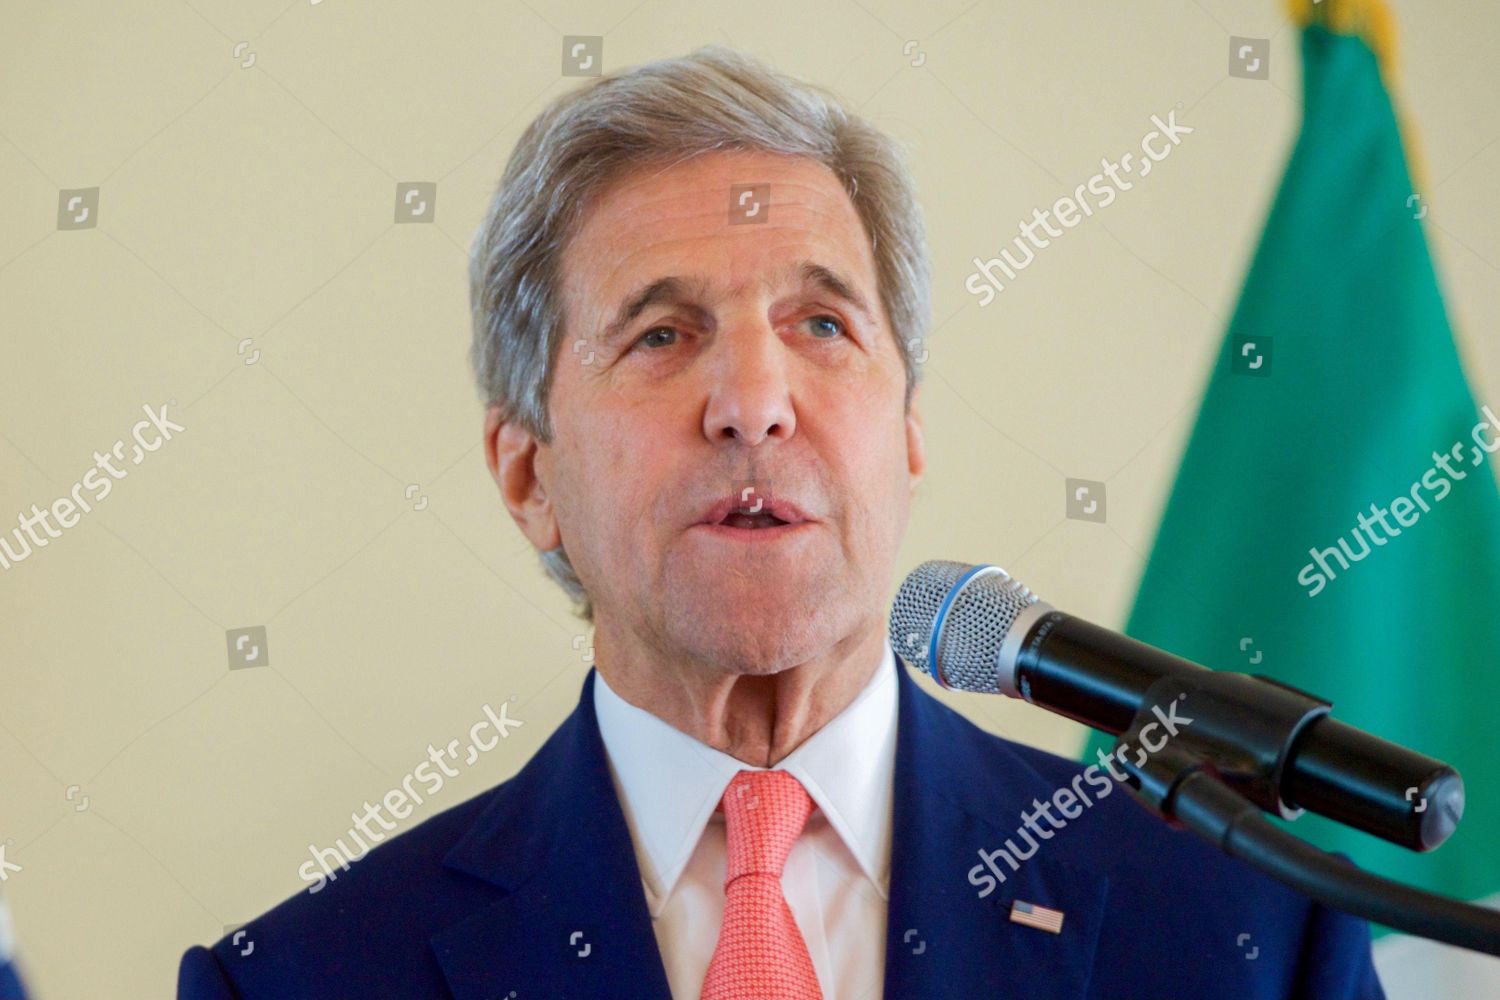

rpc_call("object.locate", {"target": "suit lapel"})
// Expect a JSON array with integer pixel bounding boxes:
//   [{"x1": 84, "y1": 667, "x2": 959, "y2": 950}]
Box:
[
  {"x1": 430, "y1": 668, "x2": 672, "y2": 1000},
  {"x1": 883, "y1": 660, "x2": 1109, "y2": 1000},
  {"x1": 429, "y1": 660, "x2": 1108, "y2": 1000}
]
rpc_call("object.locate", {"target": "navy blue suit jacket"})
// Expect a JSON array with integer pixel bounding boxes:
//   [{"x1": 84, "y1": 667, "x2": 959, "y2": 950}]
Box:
[
  {"x1": 179, "y1": 662, "x2": 1385, "y2": 999},
  {"x1": 0, "y1": 960, "x2": 26, "y2": 1000}
]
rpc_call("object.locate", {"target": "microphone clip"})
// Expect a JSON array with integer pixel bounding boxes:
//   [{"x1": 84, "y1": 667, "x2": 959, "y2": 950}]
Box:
[{"x1": 1109, "y1": 671, "x2": 1331, "y2": 827}]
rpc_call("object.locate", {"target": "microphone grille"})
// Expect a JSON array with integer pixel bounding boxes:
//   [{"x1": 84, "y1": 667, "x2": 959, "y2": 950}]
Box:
[{"x1": 889, "y1": 560, "x2": 1043, "y2": 693}]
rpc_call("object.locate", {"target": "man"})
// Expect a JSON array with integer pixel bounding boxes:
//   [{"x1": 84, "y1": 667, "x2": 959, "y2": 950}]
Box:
[
  {"x1": 0, "y1": 895, "x2": 27, "y2": 1000},
  {"x1": 179, "y1": 45, "x2": 1385, "y2": 999}
]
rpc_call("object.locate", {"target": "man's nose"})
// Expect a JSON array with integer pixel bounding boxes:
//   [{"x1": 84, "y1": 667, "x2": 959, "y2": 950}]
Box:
[{"x1": 701, "y1": 324, "x2": 796, "y2": 446}]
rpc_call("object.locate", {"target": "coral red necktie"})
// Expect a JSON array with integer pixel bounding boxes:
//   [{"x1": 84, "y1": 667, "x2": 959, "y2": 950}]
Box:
[{"x1": 699, "y1": 769, "x2": 824, "y2": 1000}]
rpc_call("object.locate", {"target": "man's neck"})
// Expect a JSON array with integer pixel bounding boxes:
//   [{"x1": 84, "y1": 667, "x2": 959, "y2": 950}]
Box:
[{"x1": 592, "y1": 620, "x2": 887, "y2": 768}]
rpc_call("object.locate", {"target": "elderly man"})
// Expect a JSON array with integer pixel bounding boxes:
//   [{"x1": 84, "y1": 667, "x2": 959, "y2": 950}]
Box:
[{"x1": 179, "y1": 45, "x2": 1385, "y2": 1000}]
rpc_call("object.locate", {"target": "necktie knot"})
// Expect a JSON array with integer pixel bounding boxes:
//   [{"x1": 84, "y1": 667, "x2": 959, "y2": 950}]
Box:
[{"x1": 720, "y1": 769, "x2": 815, "y2": 883}]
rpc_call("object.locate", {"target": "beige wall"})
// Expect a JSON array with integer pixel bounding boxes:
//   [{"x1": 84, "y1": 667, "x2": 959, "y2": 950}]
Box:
[{"x1": 2, "y1": 1, "x2": 1496, "y2": 996}]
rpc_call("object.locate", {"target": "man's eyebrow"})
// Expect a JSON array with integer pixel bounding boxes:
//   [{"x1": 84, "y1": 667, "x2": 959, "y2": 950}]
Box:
[
  {"x1": 595, "y1": 261, "x2": 876, "y2": 346},
  {"x1": 792, "y1": 261, "x2": 876, "y2": 323},
  {"x1": 598, "y1": 276, "x2": 710, "y2": 347}
]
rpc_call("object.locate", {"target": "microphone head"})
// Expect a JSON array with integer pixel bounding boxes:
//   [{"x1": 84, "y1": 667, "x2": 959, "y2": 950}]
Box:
[{"x1": 889, "y1": 560, "x2": 1047, "y2": 694}]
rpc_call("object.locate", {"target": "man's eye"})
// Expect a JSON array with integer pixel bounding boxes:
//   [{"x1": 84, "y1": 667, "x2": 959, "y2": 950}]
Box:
[
  {"x1": 808, "y1": 315, "x2": 845, "y2": 339},
  {"x1": 637, "y1": 327, "x2": 678, "y2": 349},
  {"x1": 633, "y1": 319, "x2": 842, "y2": 351}
]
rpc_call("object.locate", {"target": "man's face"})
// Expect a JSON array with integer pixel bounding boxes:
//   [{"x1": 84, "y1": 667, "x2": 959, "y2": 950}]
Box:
[{"x1": 533, "y1": 150, "x2": 924, "y2": 674}]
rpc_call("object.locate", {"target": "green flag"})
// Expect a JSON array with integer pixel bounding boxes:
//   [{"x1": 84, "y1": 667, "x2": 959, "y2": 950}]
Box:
[{"x1": 1084, "y1": 0, "x2": 1500, "y2": 923}]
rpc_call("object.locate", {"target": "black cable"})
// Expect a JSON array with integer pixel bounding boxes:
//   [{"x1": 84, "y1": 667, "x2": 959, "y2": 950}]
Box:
[{"x1": 1170, "y1": 770, "x2": 1500, "y2": 956}]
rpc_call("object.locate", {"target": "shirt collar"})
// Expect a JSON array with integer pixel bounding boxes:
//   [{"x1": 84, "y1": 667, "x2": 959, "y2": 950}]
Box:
[{"x1": 593, "y1": 640, "x2": 899, "y2": 914}]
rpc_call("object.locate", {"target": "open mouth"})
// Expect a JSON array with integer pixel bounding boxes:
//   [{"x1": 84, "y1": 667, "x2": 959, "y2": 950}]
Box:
[
  {"x1": 696, "y1": 493, "x2": 811, "y2": 537},
  {"x1": 718, "y1": 508, "x2": 791, "y2": 530}
]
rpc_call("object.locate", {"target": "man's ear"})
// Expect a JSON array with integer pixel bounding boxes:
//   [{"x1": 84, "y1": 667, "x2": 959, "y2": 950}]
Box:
[
  {"x1": 906, "y1": 383, "x2": 927, "y2": 493},
  {"x1": 484, "y1": 403, "x2": 561, "y2": 552}
]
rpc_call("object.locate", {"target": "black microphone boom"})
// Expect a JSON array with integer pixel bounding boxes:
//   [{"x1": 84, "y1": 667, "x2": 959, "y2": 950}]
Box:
[{"x1": 888, "y1": 560, "x2": 1464, "y2": 853}]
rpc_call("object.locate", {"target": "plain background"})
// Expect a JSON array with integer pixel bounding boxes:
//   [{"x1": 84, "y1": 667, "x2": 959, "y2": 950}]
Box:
[{"x1": 2, "y1": 1, "x2": 1497, "y2": 996}]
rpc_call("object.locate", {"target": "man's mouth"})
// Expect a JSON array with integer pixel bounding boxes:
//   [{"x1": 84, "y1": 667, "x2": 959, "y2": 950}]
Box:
[
  {"x1": 718, "y1": 508, "x2": 790, "y2": 530},
  {"x1": 697, "y1": 494, "x2": 812, "y2": 532}
]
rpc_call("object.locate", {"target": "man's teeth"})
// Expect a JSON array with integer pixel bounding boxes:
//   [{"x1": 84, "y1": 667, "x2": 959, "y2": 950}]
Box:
[{"x1": 722, "y1": 510, "x2": 784, "y2": 529}]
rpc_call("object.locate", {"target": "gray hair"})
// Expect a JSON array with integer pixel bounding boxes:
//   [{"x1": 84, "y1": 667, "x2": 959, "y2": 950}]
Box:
[{"x1": 468, "y1": 44, "x2": 931, "y2": 622}]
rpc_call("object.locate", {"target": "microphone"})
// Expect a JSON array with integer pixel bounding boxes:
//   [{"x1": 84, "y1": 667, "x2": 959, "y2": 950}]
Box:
[{"x1": 888, "y1": 560, "x2": 1464, "y2": 853}]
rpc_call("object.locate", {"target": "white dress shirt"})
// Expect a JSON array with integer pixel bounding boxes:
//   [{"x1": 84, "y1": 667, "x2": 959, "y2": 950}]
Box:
[{"x1": 593, "y1": 640, "x2": 899, "y2": 1000}]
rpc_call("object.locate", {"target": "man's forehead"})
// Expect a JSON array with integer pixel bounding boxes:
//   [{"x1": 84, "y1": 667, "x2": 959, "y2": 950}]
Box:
[
  {"x1": 564, "y1": 152, "x2": 875, "y2": 310},
  {"x1": 611, "y1": 258, "x2": 869, "y2": 305},
  {"x1": 591, "y1": 151, "x2": 852, "y2": 225}
]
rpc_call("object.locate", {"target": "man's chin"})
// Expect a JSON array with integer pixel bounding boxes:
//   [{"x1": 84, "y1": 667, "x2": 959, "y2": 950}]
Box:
[{"x1": 663, "y1": 577, "x2": 853, "y2": 673}]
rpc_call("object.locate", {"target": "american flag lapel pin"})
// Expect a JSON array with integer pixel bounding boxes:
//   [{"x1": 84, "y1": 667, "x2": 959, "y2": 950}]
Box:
[{"x1": 1009, "y1": 899, "x2": 1065, "y2": 935}]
